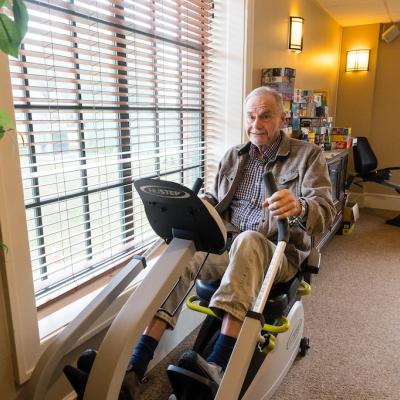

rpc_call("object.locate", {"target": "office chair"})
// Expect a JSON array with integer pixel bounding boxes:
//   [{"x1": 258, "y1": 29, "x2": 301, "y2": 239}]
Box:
[{"x1": 346, "y1": 136, "x2": 400, "y2": 227}]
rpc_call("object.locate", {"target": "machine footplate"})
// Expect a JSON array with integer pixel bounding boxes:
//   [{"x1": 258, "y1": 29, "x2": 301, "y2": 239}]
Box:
[{"x1": 167, "y1": 365, "x2": 218, "y2": 400}]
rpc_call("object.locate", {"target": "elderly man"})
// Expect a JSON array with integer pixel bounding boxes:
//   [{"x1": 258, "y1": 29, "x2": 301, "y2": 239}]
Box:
[{"x1": 122, "y1": 86, "x2": 335, "y2": 397}]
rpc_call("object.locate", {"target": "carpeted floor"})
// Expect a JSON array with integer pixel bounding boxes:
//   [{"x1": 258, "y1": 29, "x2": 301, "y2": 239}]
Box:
[{"x1": 137, "y1": 208, "x2": 400, "y2": 400}]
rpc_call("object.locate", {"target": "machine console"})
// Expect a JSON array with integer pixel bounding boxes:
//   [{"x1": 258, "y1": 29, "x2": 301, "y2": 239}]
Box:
[{"x1": 134, "y1": 178, "x2": 227, "y2": 254}]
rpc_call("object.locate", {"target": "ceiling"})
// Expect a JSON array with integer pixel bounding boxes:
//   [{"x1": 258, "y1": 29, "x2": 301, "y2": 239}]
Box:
[{"x1": 315, "y1": 0, "x2": 400, "y2": 26}]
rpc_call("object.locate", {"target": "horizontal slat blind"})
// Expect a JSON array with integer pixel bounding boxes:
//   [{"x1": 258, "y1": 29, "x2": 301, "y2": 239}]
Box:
[{"x1": 9, "y1": 0, "x2": 214, "y2": 307}]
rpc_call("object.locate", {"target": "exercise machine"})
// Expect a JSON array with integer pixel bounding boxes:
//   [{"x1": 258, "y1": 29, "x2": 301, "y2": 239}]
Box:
[
  {"x1": 25, "y1": 172, "x2": 316, "y2": 400},
  {"x1": 24, "y1": 176, "x2": 227, "y2": 400},
  {"x1": 167, "y1": 172, "x2": 314, "y2": 400}
]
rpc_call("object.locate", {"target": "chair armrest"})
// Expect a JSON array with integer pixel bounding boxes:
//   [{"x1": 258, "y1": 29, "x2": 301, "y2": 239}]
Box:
[
  {"x1": 377, "y1": 167, "x2": 400, "y2": 173},
  {"x1": 385, "y1": 166, "x2": 400, "y2": 171}
]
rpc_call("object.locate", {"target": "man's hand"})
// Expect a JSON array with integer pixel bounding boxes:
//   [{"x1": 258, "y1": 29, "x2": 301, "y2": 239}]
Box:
[{"x1": 262, "y1": 189, "x2": 301, "y2": 219}]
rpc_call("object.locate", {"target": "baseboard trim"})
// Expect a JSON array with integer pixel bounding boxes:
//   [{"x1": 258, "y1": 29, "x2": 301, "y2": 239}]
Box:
[{"x1": 348, "y1": 192, "x2": 400, "y2": 211}]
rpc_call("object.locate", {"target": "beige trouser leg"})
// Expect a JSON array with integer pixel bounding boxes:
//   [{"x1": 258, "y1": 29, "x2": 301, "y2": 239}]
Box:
[
  {"x1": 209, "y1": 231, "x2": 297, "y2": 322},
  {"x1": 156, "y1": 230, "x2": 297, "y2": 328},
  {"x1": 155, "y1": 249, "x2": 229, "y2": 328}
]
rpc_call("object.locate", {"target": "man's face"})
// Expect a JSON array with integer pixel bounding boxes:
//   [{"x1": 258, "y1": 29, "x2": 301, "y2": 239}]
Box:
[{"x1": 245, "y1": 94, "x2": 285, "y2": 148}]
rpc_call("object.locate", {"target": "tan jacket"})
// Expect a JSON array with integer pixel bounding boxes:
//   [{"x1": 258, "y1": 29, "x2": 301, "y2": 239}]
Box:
[{"x1": 205, "y1": 133, "x2": 336, "y2": 268}]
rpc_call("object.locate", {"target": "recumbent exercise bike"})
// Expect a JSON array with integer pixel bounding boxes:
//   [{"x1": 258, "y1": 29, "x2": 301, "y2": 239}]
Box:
[{"x1": 25, "y1": 172, "x2": 319, "y2": 400}]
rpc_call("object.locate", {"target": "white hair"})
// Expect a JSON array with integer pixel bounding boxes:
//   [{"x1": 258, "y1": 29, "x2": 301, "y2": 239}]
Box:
[{"x1": 244, "y1": 86, "x2": 284, "y2": 113}]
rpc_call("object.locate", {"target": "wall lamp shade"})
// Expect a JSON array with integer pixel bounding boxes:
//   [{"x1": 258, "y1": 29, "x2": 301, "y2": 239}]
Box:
[
  {"x1": 346, "y1": 49, "x2": 370, "y2": 71},
  {"x1": 289, "y1": 17, "x2": 304, "y2": 52}
]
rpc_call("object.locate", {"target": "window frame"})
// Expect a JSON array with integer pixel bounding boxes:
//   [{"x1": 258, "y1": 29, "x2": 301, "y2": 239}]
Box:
[
  {"x1": 14, "y1": 0, "x2": 210, "y2": 306},
  {"x1": 0, "y1": 0, "x2": 253, "y2": 385}
]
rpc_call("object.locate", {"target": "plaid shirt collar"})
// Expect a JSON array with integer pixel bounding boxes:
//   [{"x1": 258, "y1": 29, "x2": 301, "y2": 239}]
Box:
[{"x1": 249, "y1": 132, "x2": 283, "y2": 162}]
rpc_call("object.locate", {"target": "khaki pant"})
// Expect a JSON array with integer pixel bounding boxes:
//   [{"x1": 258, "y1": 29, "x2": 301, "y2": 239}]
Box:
[{"x1": 157, "y1": 230, "x2": 298, "y2": 328}]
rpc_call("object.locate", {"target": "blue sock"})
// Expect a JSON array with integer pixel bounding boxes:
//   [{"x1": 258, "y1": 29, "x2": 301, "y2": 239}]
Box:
[
  {"x1": 206, "y1": 333, "x2": 237, "y2": 370},
  {"x1": 128, "y1": 335, "x2": 158, "y2": 379}
]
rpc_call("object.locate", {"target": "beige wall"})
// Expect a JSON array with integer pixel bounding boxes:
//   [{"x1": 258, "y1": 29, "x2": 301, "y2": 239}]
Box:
[
  {"x1": 335, "y1": 24, "x2": 380, "y2": 197},
  {"x1": 336, "y1": 23, "x2": 400, "y2": 195},
  {"x1": 335, "y1": 24, "x2": 380, "y2": 137},
  {"x1": 252, "y1": 0, "x2": 342, "y2": 116},
  {"x1": 370, "y1": 26, "x2": 400, "y2": 186}
]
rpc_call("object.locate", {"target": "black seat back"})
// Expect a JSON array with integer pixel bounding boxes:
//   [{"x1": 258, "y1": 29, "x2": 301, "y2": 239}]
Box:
[{"x1": 353, "y1": 137, "x2": 378, "y2": 176}]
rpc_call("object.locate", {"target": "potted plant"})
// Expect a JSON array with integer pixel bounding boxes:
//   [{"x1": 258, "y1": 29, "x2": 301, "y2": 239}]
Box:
[
  {"x1": 0, "y1": 0, "x2": 28, "y2": 139},
  {"x1": 0, "y1": 0, "x2": 28, "y2": 252}
]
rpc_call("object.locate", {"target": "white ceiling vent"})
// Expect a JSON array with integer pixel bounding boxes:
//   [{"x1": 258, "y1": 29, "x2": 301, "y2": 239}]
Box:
[{"x1": 382, "y1": 24, "x2": 400, "y2": 43}]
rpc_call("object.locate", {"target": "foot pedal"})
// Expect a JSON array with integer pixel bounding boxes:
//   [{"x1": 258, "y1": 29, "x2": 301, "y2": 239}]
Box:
[
  {"x1": 63, "y1": 365, "x2": 88, "y2": 400},
  {"x1": 63, "y1": 349, "x2": 97, "y2": 399},
  {"x1": 64, "y1": 349, "x2": 130, "y2": 400},
  {"x1": 167, "y1": 365, "x2": 218, "y2": 400}
]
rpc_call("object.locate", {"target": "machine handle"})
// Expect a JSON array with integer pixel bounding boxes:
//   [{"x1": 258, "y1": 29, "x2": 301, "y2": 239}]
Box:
[
  {"x1": 262, "y1": 172, "x2": 290, "y2": 243},
  {"x1": 191, "y1": 177, "x2": 203, "y2": 195},
  {"x1": 187, "y1": 295, "x2": 290, "y2": 334}
]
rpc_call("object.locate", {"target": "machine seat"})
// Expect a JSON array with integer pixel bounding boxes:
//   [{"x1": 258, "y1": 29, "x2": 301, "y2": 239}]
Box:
[{"x1": 195, "y1": 276, "x2": 301, "y2": 320}]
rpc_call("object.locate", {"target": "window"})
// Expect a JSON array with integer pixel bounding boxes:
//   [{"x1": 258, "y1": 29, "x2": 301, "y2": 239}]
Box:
[
  {"x1": 1, "y1": 0, "x2": 248, "y2": 385},
  {"x1": 9, "y1": 0, "x2": 214, "y2": 306}
]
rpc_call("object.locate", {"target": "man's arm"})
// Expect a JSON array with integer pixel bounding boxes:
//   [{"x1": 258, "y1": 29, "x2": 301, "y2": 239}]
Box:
[
  {"x1": 203, "y1": 147, "x2": 236, "y2": 208},
  {"x1": 296, "y1": 149, "x2": 336, "y2": 236},
  {"x1": 203, "y1": 160, "x2": 221, "y2": 207},
  {"x1": 263, "y1": 149, "x2": 335, "y2": 236}
]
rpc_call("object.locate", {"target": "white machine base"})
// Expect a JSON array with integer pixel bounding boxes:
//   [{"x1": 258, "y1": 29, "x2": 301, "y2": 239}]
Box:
[{"x1": 242, "y1": 300, "x2": 304, "y2": 400}]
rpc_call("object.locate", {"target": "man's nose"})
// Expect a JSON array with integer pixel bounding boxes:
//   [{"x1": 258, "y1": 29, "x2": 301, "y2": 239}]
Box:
[{"x1": 253, "y1": 116, "x2": 263, "y2": 129}]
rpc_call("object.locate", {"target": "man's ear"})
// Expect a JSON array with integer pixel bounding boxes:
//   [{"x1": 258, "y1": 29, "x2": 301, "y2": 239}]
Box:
[{"x1": 279, "y1": 112, "x2": 286, "y2": 128}]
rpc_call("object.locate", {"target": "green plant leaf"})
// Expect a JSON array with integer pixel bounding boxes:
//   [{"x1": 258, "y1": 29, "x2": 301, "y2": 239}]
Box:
[
  {"x1": 1, "y1": 241, "x2": 8, "y2": 254},
  {"x1": 0, "y1": 126, "x2": 4, "y2": 140},
  {"x1": 0, "y1": 0, "x2": 12, "y2": 9},
  {"x1": 0, "y1": 0, "x2": 28, "y2": 58},
  {"x1": 12, "y1": 0, "x2": 28, "y2": 41},
  {"x1": 0, "y1": 108, "x2": 14, "y2": 129},
  {"x1": 0, "y1": 13, "x2": 19, "y2": 57}
]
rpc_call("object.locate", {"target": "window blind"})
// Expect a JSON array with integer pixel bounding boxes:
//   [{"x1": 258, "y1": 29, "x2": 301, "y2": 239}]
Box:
[{"x1": 9, "y1": 0, "x2": 214, "y2": 307}]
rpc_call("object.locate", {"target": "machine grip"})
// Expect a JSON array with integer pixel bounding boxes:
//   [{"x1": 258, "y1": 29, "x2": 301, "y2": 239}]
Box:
[
  {"x1": 192, "y1": 178, "x2": 203, "y2": 195},
  {"x1": 263, "y1": 171, "x2": 279, "y2": 197},
  {"x1": 262, "y1": 172, "x2": 290, "y2": 243}
]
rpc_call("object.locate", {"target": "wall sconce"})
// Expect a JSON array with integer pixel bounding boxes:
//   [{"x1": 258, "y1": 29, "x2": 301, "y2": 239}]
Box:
[
  {"x1": 289, "y1": 16, "x2": 304, "y2": 52},
  {"x1": 346, "y1": 49, "x2": 370, "y2": 71}
]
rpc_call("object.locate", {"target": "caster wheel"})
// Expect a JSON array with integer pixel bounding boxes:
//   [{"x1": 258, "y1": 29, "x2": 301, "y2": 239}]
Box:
[{"x1": 299, "y1": 337, "x2": 310, "y2": 357}]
